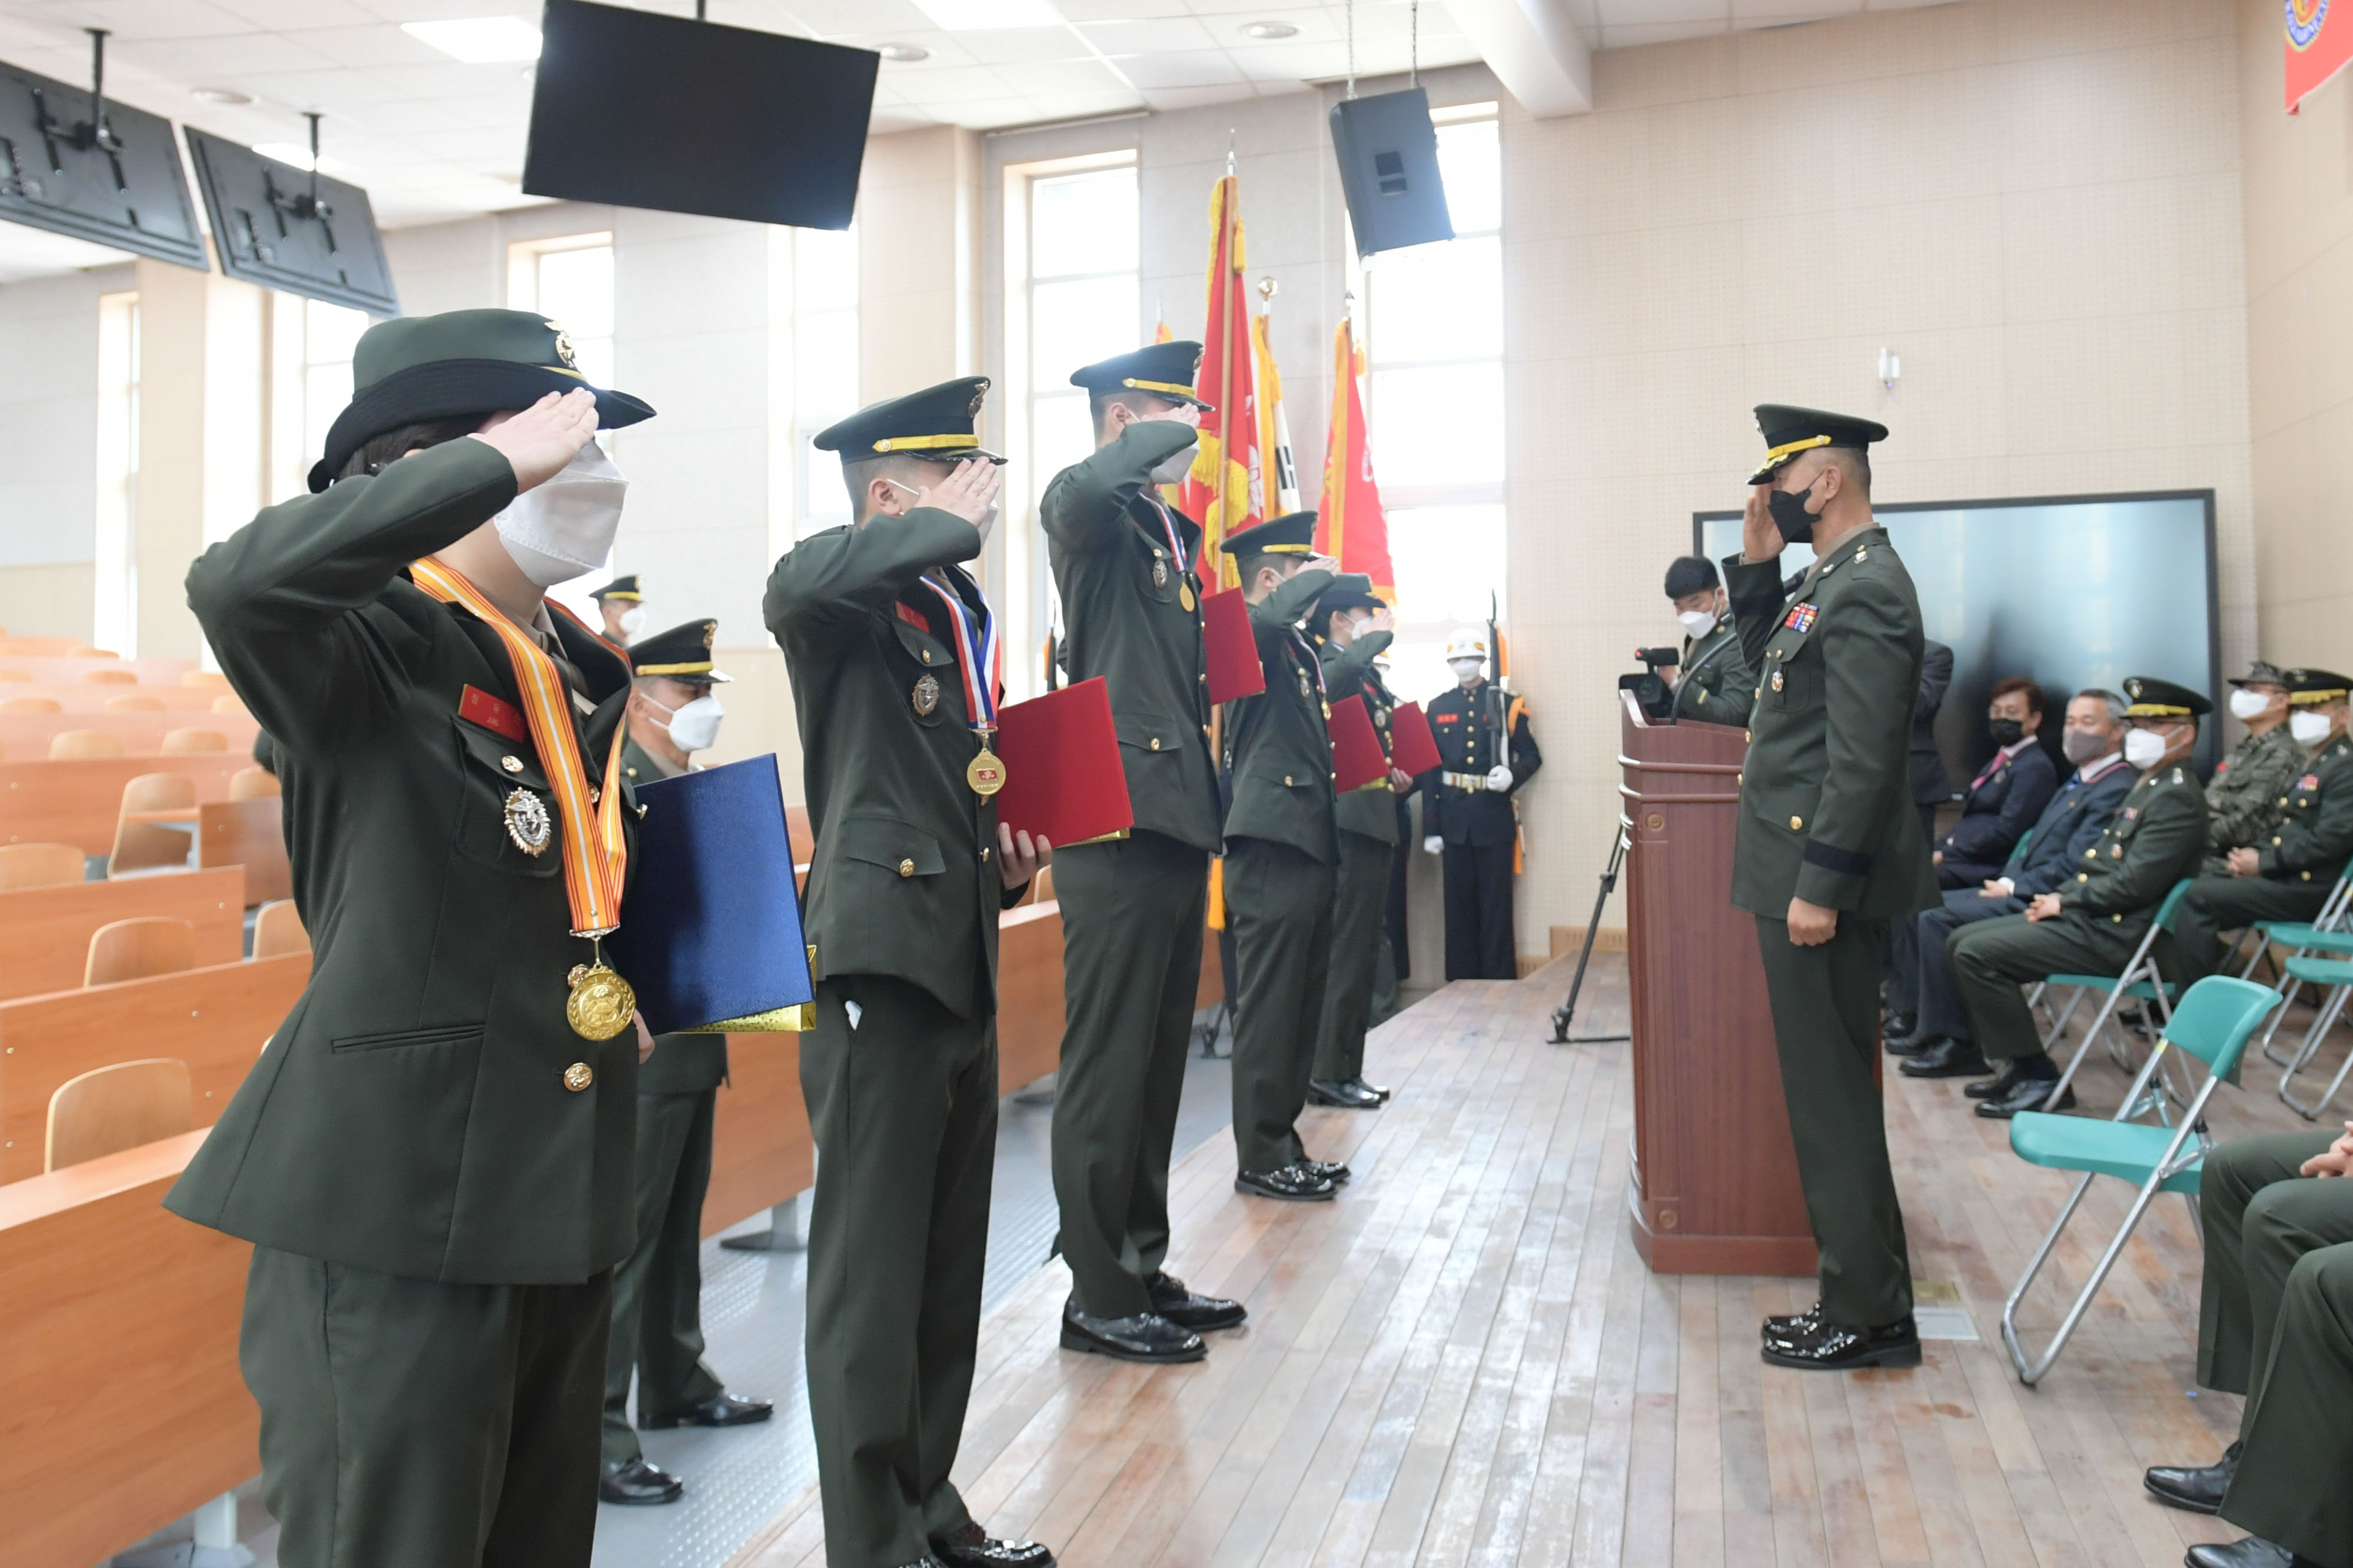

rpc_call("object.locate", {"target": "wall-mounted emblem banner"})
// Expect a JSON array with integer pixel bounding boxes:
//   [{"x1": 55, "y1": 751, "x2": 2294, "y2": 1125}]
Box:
[{"x1": 2288, "y1": 0, "x2": 2351, "y2": 113}]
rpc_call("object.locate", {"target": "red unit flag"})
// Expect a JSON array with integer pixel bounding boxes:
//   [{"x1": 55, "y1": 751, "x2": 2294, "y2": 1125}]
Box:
[
  {"x1": 992, "y1": 678, "x2": 1135, "y2": 847},
  {"x1": 1387, "y1": 700, "x2": 1444, "y2": 778},
  {"x1": 2289, "y1": 0, "x2": 2353, "y2": 111},
  {"x1": 1314, "y1": 317, "x2": 1395, "y2": 601},
  {"x1": 1176, "y1": 174, "x2": 1265, "y2": 586},
  {"x1": 1328, "y1": 694, "x2": 1387, "y2": 792},
  {"x1": 1201, "y1": 584, "x2": 1266, "y2": 704}
]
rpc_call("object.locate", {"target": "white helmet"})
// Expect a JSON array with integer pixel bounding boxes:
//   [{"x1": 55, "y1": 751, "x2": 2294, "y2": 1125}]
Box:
[{"x1": 1444, "y1": 627, "x2": 1490, "y2": 663}]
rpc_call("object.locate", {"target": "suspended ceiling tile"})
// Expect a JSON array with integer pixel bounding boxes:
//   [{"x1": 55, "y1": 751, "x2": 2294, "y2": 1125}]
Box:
[
  {"x1": 1111, "y1": 46, "x2": 1251, "y2": 88},
  {"x1": 1072, "y1": 14, "x2": 1221, "y2": 51}
]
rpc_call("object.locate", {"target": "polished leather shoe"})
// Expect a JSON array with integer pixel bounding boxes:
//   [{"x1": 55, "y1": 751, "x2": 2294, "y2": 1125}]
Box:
[
  {"x1": 2145, "y1": 1440, "x2": 2238, "y2": 1513},
  {"x1": 1302, "y1": 1158, "x2": 1351, "y2": 1186},
  {"x1": 1308, "y1": 1078, "x2": 1384, "y2": 1110},
  {"x1": 1147, "y1": 1271, "x2": 1247, "y2": 1331},
  {"x1": 1975, "y1": 1074, "x2": 2074, "y2": 1119},
  {"x1": 1966, "y1": 1063, "x2": 2030, "y2": 1100},
  {"x1": 1236, "y1": 1163, "x2": 1337, "y2": 1201},
  {"x1": 1899, "y1": 1037, "x2": 1993, "y2": 1078},
  {"x1": 1883, "y1": 1012, "x2": 1917, "y2": 1043},
  {"x1": 599, "y1": 1456, "x2": 684, "y2": 1505},
  {"x1": 2184, "y1": 1537, "x2": 2296, "y2": 1568},
  {"x1": 1883, "y1": 1030, "x2": 1935, "y2": 1056},
  {"x1": 1059, "y1": 1299, "x2": 1205, "y2": 1363},
  {"x1": 1759, "y1": 1314, "x2": 1922, "y2": 1370},
  {"x1": 933, "y1": 1524, "x2": 1054, "y2": 1568},
  {"x1": 640, "y1": 1391, "x2": 773, "y2": 1430},
  {"x1": 1348, "y1": 1077, "x2": 1392, "y2": 1102},
  {"x1": 1760, "y1": 1301, "x2": 1824, "y2": 1346}
]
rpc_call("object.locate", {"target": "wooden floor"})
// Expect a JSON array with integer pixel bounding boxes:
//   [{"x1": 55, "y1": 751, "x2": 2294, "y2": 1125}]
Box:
[{"x1": 732, "y1": 957, "x2": 2336, "y2": 1568}]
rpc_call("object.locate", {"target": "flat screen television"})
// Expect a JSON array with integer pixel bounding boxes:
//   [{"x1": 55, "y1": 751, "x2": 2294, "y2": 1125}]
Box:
[
  {"x1": 183, "y1": 128, "x2": 398, "y2": 315},
  {"x1": 0, "y1": 55, "x2": 207, "y2": 269}
]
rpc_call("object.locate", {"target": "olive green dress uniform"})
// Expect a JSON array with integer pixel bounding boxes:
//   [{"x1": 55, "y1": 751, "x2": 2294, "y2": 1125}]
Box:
[
  {"x1": 766, "y1": 381, "x2": 1029, "y2": 1568},
  {"x1": 2201, "y1": 722, "x2": 2303, "y2": 876},
  {"x1": 171, "y1": 430, "x2": 647, "y2": 1566},
  {"x1": 1313, "y1": 617, "x2": 1400, "y2": 1087},
  {"x1": 1668, "y1": 618, "x2": 1755, "y2": 727},
  {"x1": 1038, "y1": 385, "x2": 1221, "y2": 1321},
  {"x1": 1724, "y1": 487, "x2": 1937, "y2": 1327}
]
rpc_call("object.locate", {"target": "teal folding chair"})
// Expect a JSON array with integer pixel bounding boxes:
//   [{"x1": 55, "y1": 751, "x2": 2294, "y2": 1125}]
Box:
[
  {"x1": 2235, "y1": 870, "x2": 2353, "y2": 1068},
  {"x1": 2000, "y1": 974, "x2": 2283, "y2": 1385},
  {"x1": 2271, "y1": 936, "x2": 2353, "y2": 1118},
  {"x1": 2038, "y1": 878, "x2": 2195, "y2": 1114}
]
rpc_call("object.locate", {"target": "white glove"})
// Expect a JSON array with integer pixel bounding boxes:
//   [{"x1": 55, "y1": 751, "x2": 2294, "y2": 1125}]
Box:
[
  {"x1": 1423, "y1": 834, "x2": 1444, "y2": 856},
  {"x1": 1485, "y1": 764, "x2": 1514, "y2": 791}
]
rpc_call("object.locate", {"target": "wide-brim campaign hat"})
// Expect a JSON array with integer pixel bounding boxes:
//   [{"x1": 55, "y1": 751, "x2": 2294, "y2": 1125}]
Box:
[{"x1": 310, "y1": 308, "x2": 655, "y2": 492}]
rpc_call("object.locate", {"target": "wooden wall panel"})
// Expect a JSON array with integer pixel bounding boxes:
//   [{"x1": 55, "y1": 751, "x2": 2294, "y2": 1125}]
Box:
[
  {"x1": 1, "y1": 756, "x2": 247, "y2": 854},
  {"x1": 702, "y1": 1031, "x2": 812, "y2": 1238},
  {"x1": 0, "y1": 868, "x2": 247, "y2": 1003},
  {"x1": 996, "y1": 901, "x2": 1064, "y2": 1094}
]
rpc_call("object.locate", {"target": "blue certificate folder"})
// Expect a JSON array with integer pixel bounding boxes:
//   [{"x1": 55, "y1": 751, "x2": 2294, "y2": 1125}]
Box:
[{"x1": 607, "y1": 754, "x2": 814, "y2": 1034}]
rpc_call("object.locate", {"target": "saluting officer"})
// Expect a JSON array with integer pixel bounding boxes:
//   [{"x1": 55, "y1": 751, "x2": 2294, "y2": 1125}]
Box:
[
  {"x1": 1421, "y1": 627, "x2": 1541, "y2": 980},
  {"x1": 765, "y1": 378, "x2": 1053, "y2": 1568},
  {"x1": 599, "y1": 620, "x2": 772, "y2": 1508},
  {"x1": 1222, "y1": 512, "x2": 1364, "y2": 1202},
  {"x1": 1726, "y1": 404, "x2": 1937, "y2": 1373},
  {"x1": 1663, "y1": 554, "x2": 1754, "y2": 725},
  {"x1": 2204, "y1": 659, "x2": 2303, "y2": 874},
  {"x1": 1308, "y1": 582, "x2": 1403, "y2": 1111},
  {"x1": 170, "y1": 311, "x2": 656, "y2": 1563},
  {"x1": 1038, "y1": 342, "x2": 1247, "y2": 1367},
  {"x1": 591, "y1": 572, "x2": 646, "y2": 645}
]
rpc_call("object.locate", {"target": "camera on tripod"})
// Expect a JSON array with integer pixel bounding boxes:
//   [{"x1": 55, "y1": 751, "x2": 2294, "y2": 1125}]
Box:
[{"x1": 1618, "y1": 646, "x2": 1681, "y2": 721}]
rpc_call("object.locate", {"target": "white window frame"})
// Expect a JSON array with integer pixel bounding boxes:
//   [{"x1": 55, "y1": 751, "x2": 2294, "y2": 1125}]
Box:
[
  {"x1": 93, "y1": 290, "x2": 140, "y2": 657},
  {"x1": 507, "y1": 231, "x2": 615, "y2": 390}
]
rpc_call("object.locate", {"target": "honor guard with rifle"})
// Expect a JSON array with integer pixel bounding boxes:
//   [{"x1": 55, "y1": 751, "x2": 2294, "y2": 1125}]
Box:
[{"x1": 1421, "y1": 625, "x2": 1541, "y2": 980}]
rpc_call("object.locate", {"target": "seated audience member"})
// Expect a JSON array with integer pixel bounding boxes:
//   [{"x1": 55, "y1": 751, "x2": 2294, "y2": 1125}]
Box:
[
  {"x1": 1662, "y1": 555, "x2": 1753, "y2": 725},
  {"x1": 1889, "y1": 689, "x2": 2133, "y2": 1078},
  {"x1": 1942, "y1": 677, "x2": 2209, "y2": 1118},
  {"x1": 2143, "y1": 1125, "x2": 2353, "y2": 1568},
  {"x1": 1933, "y1": 677, "x2": 2058, "y2": 887},
  {"x1": 2174, "y1": 668, "x2": 2353, "y2": 984},
  {"x1": 2204, "y1": 659, "x2": 2302, "y2": 876}
]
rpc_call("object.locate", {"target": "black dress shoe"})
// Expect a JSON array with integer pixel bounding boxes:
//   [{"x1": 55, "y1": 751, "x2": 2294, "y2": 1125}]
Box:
[
  {"x1": 1884, "y1": 1011, "x2": 1917, "y2": 1041},
  {"x1": 1236, "y1": 1163, "x2": 1337, "y2": 1201},
  {"x1": 1899, "y1": 1038, "x2": 1993, "y2": 1078},
  {"x1": 1966, "y1": 1062, "x2": 2028, "y2": 1099},
  {"x1": 1308, "y1": 1078, "x2": 1384, "y2": 1110},
  {"x1": 933, "y1": 1523, "x2": 1055, "y2": 1568},
  {"x1": 1146, "y1": 1271, "x2": 1247, "y2": 1331},
  {"x1": 1059, "y1": 1299, "x2": 1206, "y2": 1363},
  {"x1": 1345, "y1": 1077, "x2": 1392, "y2": 1103},
  {"x1": 1975, "y1": 1074, "x2": 2074, "y2": 1119},
  {"x1": 2145, "y1": 1440, "x2": 2238, "y2": 1513},
  {"x1": 640, "y1": 1391, "x2": 773, "y2": 1429},
  {"x1": 1302, "y1": 1158, "x2": 1351, "y2": 1186},
  {"x1": 2185, "y1": 1538, "x2": 2295, "y2": 1568},
  {"x1": 1759, "y1": 1314, "x2": 1922, "y2": 1370},
  {"x1": 600, "y1": 1456, "x2": 685, "y2": 1505},
  {"x1": 1760, "y1": 1301, "x2": 1824, "y2": 1347}
]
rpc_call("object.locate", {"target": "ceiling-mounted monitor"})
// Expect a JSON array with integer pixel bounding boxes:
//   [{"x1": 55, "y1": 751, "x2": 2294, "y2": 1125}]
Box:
[
  {"x1": 0, "y1": 49, "x2": 207, "y2": 269},
  {"x1": 1330, "y1": 87, "x2": 1454, "y2": 258},
  {"x1": 523, "y1": 0, "x2": 877, "y2": 231},
  {"x1": 184, "y1": 128, "x2": 398, "y2": 316}
]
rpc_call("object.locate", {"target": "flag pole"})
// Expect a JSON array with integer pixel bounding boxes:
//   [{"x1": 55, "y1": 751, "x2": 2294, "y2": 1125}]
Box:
[{"x1": 1215, "y1": 174, "x2": 1239, "y2": 572}]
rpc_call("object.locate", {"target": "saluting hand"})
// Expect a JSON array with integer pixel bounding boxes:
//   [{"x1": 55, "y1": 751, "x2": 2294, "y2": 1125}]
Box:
[
  {"x1": 915, "y1": 458, "x2": 1003, "y2": 528},
  {"x1": 1301, "y1": 554, "x2": 1342, "y2": 577},
  {"x1": 1740, "y1": 484, "x2": 1784, "y2": 564},
  {"x1": 998, "y1": 821, "x2": 1051, "y2": 890},
  {"x1": 468, "y1": 388, "x2": 600, "y2": 492}
]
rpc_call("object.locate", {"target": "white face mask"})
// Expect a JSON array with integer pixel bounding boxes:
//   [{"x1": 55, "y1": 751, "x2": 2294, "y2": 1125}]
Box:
[
  {"x1": 2229, "y1": 688, "x2": 2276, "y2": 721},
  {"x1": 1677, "y1": 608, "x2": 1718, "y2": 639},
  {"x1": 619, "y1": 605, "x2": 647, "y2": 636},
  {"x1": 645, "y1": 691, "x2": 724, "y2": 753},
  {"x1": 2123, "y1": 727, "x2": 2172, "y2": 770},
  {"x1": 1449, "y1": 657, "x2": 1484, "y2": 682},
  {"x1": 1149, "y1": 439, "x2": 1199, "y2": 485},
  {"x1": 496, "y1": 442, "x2": 627, "y2": 588},
  {"x1": 2292, "y1": 710, "x2": 2334, "y2": 747}
]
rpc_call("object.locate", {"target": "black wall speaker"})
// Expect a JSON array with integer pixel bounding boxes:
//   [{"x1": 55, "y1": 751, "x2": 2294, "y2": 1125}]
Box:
[{"x1": 1328, "y1": 86, "x2": 1453, "y2": 258}]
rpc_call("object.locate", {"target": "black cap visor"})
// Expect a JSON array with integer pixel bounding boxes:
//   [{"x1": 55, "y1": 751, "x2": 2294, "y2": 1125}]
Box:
[{"x1": 311, "y1": 359, "x2": 656, "y2": 491}]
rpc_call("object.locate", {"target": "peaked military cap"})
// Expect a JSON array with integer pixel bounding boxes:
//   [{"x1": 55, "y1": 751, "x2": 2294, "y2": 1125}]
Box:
[
  {"x1": 815, "y1": 376, "x2": 1005, "y2": 465},
  {"x1": 2228, "y1": 658, "x2": 2289, "y2": 689},
  {"x1": 1747, "y1": 404, "x2": 1889, "y2": 484},
  {"x1": 2287, "y1": 668, "x2": 2352, "y2": 704},
  {"x1": 629, "y1": 618, "x2": 730, "y2": 683},
  {"x1": 1219, "y1": 510, "x2": 1318, "y2": 556},
  {"x1": 1663, "y1": 555, "x2": 1719, "y2": 598},
  {"x1": 2122, "y1": 676, "x2": 2212, "y2": 718},
  {"x1": 311, "y1": 308, "x2": 654, "y2": 493},
  {"x1": 1069, "y1": 341, "x2": 1214, "y2": 411},
  {"x1": 590, "y1": 574, "x2": 642, "y2": 604},
  {"x1": 1311, "y1": 582, "x2": 1384, "y2": 628}
]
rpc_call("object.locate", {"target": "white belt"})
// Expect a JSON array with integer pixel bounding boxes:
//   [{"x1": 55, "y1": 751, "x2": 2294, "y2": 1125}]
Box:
[{"x1": 1442, "y1": 771, "x2": 1490, "y2": 791}]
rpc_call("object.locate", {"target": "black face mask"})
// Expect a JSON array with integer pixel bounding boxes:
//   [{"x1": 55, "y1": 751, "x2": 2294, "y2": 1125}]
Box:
[
  {"x1": 1767, "y1": 481, "x2": 1821, "y2": 544},
  {"x1": 1988, "y1": 718, "x2": 2027, "y2": 747}
]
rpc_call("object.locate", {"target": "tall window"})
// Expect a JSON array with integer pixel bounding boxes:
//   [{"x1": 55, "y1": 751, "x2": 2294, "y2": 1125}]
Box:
[
  {"x1": 268, "y1": 294, "x2": 371, "y2": 504},
  {"x1": 789, "y1": 224, "x2": 862, "y2": 545},
  {"x1": 509, "y1": 233, "x2": 615, "y2": 388},
  {"x1": 1358, "y1": 105, "x2": 1503, "y2": 700},
  {"x1": 94, "y1": 291, "x2": 140, "y2": 656}
]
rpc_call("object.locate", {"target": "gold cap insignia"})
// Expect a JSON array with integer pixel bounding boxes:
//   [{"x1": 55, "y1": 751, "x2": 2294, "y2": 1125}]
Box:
[{"x1": 549, "y1": 324, "x2": 578, "y2": 369}]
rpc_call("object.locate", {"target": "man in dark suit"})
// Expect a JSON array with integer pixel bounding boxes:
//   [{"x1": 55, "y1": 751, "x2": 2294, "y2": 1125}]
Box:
[{"x1": 1910, "y1": 640, "x2": 1955, "y2": 844}]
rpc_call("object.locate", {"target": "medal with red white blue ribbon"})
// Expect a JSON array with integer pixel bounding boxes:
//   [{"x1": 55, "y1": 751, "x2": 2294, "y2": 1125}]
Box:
[
  {"x1": 1146, "y1": 495, "x2": 1197, "y2": 611},
  {"x1": 922, "y1": 572, "x2": 1006, "y2": 795}
]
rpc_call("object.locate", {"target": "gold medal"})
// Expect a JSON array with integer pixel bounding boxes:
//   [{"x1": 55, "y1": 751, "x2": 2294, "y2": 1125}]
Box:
[
  {"x1": 967, "y1": 746, "x2": 1006, "y2": 797},
  {"x1": 1180, "y1": 582, "x2": 1196, "y2": 611},
  {"x1": 566, "y1": 961, "x2": 636, "y2": 1041}
]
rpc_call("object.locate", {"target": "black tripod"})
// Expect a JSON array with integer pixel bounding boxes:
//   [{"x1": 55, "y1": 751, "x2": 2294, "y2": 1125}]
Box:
[{"x1": 1548, "y1": 820, "x2": 1631, "y2": 1044}]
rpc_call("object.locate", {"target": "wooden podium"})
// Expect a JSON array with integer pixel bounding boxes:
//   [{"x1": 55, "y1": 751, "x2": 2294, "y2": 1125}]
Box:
[{"x1": 1620, "y1": 691, "x2": 1817, "y2": 1276}]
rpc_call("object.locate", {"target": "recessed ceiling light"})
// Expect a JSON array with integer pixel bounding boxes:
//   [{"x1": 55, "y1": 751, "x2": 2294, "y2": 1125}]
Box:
[
  {"x1": 401, "y1": 17, "x2": 544, "y2": 64},
  {"x1": 252, "y1": 143, "x2": 357, "y2": 177},
  {"x1": 910, "y1": 0, "x2": 1062, "y2": 29},
  {"x1": 1241, "y1": 20, "x2": 1298, "y2": 40},
  {"x1": 879, "y1": 43, "x2": 931, "y2": 62},
  {"x1": 191, "y1": 86, "x2": 256, "y2": 105}
]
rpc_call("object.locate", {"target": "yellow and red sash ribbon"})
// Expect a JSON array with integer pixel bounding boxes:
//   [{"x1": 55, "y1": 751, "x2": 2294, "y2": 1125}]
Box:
[{"x1": 411, "y1": 557, "x2": 630, "y2": 937}]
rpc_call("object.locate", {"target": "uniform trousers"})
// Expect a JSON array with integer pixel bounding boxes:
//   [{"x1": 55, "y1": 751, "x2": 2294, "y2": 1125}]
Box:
[
  {"x1": 241, "y1": 1246, "x2": 610, "y2": 1568},
  {"x1": 1049, "y1": 831, "x2": 1208, "y2": 1318},
  {"x1": 1753, "y1": 914, "x2": 1913, "y2": 1328},
  {"x1": 603, "y1": 1087, "x2": 724, "y2": 1465},
  {"x1": 2194, "y1": 1132, "x2": 2353, "y2": 1565},
  {"x1": 801, "y1": 976, "x2": 995, "y2": 1568},
  {"x1": 1905, "y1": 888, "x2": 2028, "y2": 1041},
  {"x1": 2175, "y1": 875, "x2": 2331, "y2": 984},
  {"x1": 1442, "y1": 837, "x2": 1517, "y2": 980},
  {"x1": 1314, "y1": 829, "x2": 1396, "y2": 1084},
  {"x1": 1947, "y1": 912, "x2": 2146, "y2": 1062},
  {"x1": 1227, "y1": 837, "x2": 1336, "y2": 1173}
]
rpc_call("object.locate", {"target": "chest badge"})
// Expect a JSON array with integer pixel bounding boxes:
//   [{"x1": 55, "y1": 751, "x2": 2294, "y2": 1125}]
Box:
[
  {"x1": 1153, "y1": 560, "x2": 1169, "y2": 588},
  {"x1": 2301, "y1": 774, "x2": 2321, "y2": 791},
  {"x1": 912, "y1": 673, "x2": 942, "y2": 717},
  {"x1": 1784, "y1": 604, "x2": 1819, "y2": 633},
  {"x1": 1299, "y1": 670, "x2": 1313, "y2": 698},
  {"x1": 1770, "y1": 668, "x2": 1785, "y2": 692},
  {"x1": 504, "y1": 788, "x2": 553, "y2": 856}
]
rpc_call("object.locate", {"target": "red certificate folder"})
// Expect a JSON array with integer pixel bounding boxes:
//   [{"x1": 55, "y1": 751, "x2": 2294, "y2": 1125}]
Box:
[
  {"x1": 1201, "y1": 585, "x2": 1265, "y2": 704},
  {"x1": 1328, "y1": 694, "x2": 1388, "y2": 791},
  {"x1": 1388, "y1": 700, "x2": 1444, "y2": 778},
  {"x1": 992, "y1": 677, "x2": 1135, "y2": 845}
]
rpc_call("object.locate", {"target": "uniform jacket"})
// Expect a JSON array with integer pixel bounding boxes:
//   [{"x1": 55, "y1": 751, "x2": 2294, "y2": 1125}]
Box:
[
  {"x1": 2000, "y1": 755, "x2": 2138, "y2": 899},
  {"x1": 766, "y1": 510, "x2": 1026, "y2": 1023},
  {"x1": 619, "y1": 736, "x2": 730, "y2": 1096},
  {"x1": 1320, "y1": 628, "x2": 1402, "y2": 844},
  {"x1": 2206, "y1": 723, "x2": 2307, "y2": 864},
  {"x1": 1223, "y1": 566, "x2": 1350, "y2": 864},
  {"x1": 1724, "y1": 525, "x2": 1939, "y2": 918},
  {"x1": 2052, "y1": 761, "x2": 2207, "y2": 953},
  {"x1": 2255, "y1": 733, "x2": 2353, "y2": 887},
  {"x1": 1669, "y1": 620, "x2": 1754, "y2": 726},
  {"x1": 1423, "y1": 678, "x2": 1541, "y2": 848},
  {"x1": 1910, "y1": 640, "x2": 1955, "y2": 805},
  {"x1": 167, "y1": 438, "x2": 642, "y2": 1286},
  {"x1": 1935, "y1": 738, "x2": 2059, "y2": 886},
  {"x1": 1040, "y1": 420, "x2": 1221, "y2": 853}
]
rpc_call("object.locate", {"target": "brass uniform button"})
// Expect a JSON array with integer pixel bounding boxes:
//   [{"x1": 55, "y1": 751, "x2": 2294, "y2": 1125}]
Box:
[
  {"x1": 2279, "y1": 796, "x2": 2289, "y2": 807},
  {"x1": 2275, "y1": 836, "x2": 2284, "y2": 845},
  {"x1": 563, "y1": 1062, "x2": 594, "y2": 1092},
  {"x1": 922, "y1": 650, "x2": 932, "y2": 663},
  {"x1": 2113, "y1": 913, "x2": 2123, "y2": 923},
  {"x1": 981, "y1": 845, "x2": 991, "y2": 861},
  {"x1": 2304, "y1": 870, "x2": 2314, "y2": 881},
  {"x1": 1284, "y1": 774, "x2": 1295, "y2": 787},
  {"x1": 2078, "y1": 873, "x2": 2089, "y2": 882},
  {"x1": 1150, "y1": 737, "x2": 1161, "y2": 751},
  {"x1": 1744, "y1": 730, "x2": 1751, "y2": 743},
  {"x1": 898, "y1": 858, "x2": 915, "y2": 877},
  {"x1": 1789, "y1": 815, "x2": 1803, "y2": 830},
  {"x1": 501, "y1": 755, "x2": 524, "y2": 774}
]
